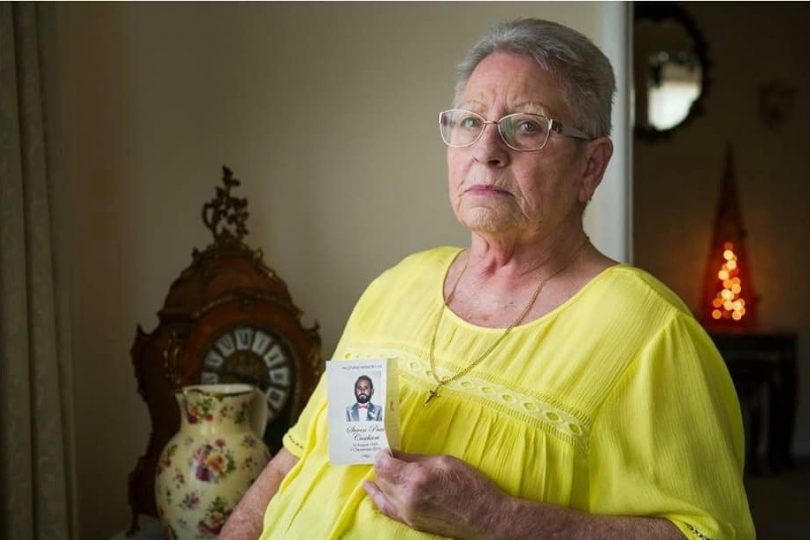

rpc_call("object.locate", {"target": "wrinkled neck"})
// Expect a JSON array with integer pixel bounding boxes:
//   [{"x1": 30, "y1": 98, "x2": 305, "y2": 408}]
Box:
[{"x1": 467, "y1": 225, "x2": 588, "y2": 283}]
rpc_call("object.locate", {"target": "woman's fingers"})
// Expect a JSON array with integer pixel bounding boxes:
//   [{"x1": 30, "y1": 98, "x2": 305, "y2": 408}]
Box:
[
  {"x1": 363, "y1": 480, "x2": 403, "y2": 521},
  {"x1": 374, "y1": 448, "x2": 410, "y2": 483},
  {"x1": 367, "y1": 449, "x2": 498, "y2": 537}
]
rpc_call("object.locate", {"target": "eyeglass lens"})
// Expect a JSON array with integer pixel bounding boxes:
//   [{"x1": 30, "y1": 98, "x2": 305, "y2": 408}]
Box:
[{"x1": 439, "y1": 110, "x2": 551, "y2": 151}]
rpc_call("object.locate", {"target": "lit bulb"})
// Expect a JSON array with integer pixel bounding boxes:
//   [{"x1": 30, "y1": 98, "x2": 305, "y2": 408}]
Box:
[
  {"x1": 731, "y1": 284, "x2": 742, "y2": 294},
  {"x1": 712, "y1": 298, "x2": 723, "y2": 308},
  {"x1": 727, "y1": 260, "x2": 737, "y2": 270},
  {"x1": 723, "y1": 301, "x2": 734, "y2": 310},
  {"x1": 723, "y1": 249, "x2": 735, "y2": 260},
  {"x1": 732, "y1": 311, "x2": 743, "y2": 321},
  {"x1": 721, "y1": 289, "x2": 734, "y2": 300},
  {"x1": 718, "y1": 270, "x2": 730, "y2": 280},
  {"x1": 712, "y1": 310, "x2": 722, "y2": 319},
  {"x1": 724, "y1": 242, "x2": 735, "y2": 250}
]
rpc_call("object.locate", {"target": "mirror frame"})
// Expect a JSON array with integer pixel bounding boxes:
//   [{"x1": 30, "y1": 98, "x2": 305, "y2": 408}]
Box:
[{"x1": 634, "y1": 2, "x2": 711, "y2": 141}]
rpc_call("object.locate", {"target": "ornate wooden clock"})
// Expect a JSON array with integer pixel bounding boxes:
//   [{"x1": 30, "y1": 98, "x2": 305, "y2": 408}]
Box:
[{"x1": 128, "y1": 167, "x2": 322, "y2": 531}]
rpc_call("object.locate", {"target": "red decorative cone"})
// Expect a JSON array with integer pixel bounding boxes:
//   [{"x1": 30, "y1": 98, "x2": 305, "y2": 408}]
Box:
[{"x1": 700, "y1": 144, "x2": 757, "y2": 329}]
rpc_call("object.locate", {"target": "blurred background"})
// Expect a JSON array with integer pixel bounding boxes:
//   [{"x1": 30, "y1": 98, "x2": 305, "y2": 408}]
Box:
[{"x1": 1, "y1": 2, "x2": 807, "y2": 539}]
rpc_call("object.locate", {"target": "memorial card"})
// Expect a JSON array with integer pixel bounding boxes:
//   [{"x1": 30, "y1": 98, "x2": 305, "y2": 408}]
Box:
[{"x1": 326, "y1": 358, "x2": 400, "y2": 465}]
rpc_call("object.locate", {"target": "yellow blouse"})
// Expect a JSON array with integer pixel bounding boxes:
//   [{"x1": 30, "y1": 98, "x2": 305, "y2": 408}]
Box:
[{"x1": 261, "y1": 247, "x2": 755, "y2": 540}]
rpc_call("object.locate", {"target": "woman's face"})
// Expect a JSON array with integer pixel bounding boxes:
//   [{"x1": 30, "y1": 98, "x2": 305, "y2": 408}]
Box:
[{"x1": 447, "y1": 51, "x2": 593, "y2": 241}]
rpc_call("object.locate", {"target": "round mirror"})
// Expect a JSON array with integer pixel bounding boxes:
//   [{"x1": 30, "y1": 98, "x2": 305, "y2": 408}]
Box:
[{"x1": 634, "y1": 3, "x2": 709, "y2": 139}]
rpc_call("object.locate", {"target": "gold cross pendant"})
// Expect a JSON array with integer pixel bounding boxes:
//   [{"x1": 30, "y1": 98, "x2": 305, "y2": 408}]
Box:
[{"x1": 424, "y1": 388, "x2": 440, "y2": 406}]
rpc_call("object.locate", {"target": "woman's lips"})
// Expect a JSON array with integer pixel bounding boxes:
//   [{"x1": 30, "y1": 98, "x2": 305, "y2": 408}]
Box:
[{"x1": 465, "y1": 184, "x2": 511, "y2": 196}]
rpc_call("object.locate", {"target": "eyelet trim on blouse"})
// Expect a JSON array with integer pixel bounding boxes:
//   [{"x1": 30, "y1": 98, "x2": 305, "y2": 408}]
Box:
[
  {"x1": 685, "y1": 523, "x2": 713, "y2": 540},
  {"x1": 340, "y1": 346, "x2": 590, "y2": 449},
  {"x1": 284, "y1": 432, "x2": 305, "y2": 452}
]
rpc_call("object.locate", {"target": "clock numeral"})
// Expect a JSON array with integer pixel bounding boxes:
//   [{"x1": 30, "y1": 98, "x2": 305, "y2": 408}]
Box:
[
  {"x1": 216, "y1": 334, "x2": 236, "y2": 356},
  {"x1": 266, "y1": 388, "x2": 288, "y2": 410},
  {"x1": 200, "y1": 371, "x2": 220, "y2": 384},
  {"x1": 263, "y1": 345, "x2": 286, "y2": 369},
  {"x1": 251, "y1": 330, "x2": 273, "y2": 356},
  {"x1": 203, "y1": 350, "x2": 224, "y2": 369},
  {"x1": 235, "y1": 328, "x2": 253, "y2": 351},
  {"x1": 270, "y1": 366, "x2": 290, "y2": 386}
]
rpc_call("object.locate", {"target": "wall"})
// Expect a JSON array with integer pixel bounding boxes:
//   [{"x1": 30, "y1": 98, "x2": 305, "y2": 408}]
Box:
[
  {"x1": 634, "y1": 3, "x2": 810, "y2": 456},
  {"x1": 53, "y1": 3, "x2": 615, "y2": 538}
]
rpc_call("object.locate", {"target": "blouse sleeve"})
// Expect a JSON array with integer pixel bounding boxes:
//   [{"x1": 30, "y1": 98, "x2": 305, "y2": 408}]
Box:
[
  {"x1": 282, "y1": 373, "x2": 326, "y2": 458},
  {"x1": 587, "y1": 312, "x2": 755, "y2": 540}
]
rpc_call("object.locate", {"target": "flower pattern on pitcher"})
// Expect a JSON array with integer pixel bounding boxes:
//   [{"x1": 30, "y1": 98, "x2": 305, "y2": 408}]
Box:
[
  {"x1": 156, "y1": 443, "x2": 177, "y2": 476},
  {"x1": 191, "y1": 440, "x2": 236, "y2": 482},
  {"x1": 234, "y1": 401, "x2": 249, "y2": 424},
  {"x1": 219, "y1": 400, "x2": 250, "y2": 425},
  {"x1": 161, "y1": 487, "x2": 173, "y2": 507},
  {"x1": 240, "y1": 434, "x2": 257, "y2": 449},
  {"x1": 197, "y1": 496, "x2": 230, "y2": 537},
  {"x1": 241, "y1": 446, "x2": 271, "y2": 472},
  {"x1": 156, "y1": 385, "x2": 271, "y2": 540},
  {"x1": 185, "y1": 396, "x2": 216, "y2": 424},
  {"x1": 174, "y1": 470, "x2": 186, "y2": 489},
  {"x1": 180, "y1": 491, "x2": 201, "y2": 510}
]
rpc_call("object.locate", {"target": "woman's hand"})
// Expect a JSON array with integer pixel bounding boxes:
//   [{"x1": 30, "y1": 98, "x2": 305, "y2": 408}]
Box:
[
  {"x1": 363, "y1": 449, "x2": 506, "y2": 539},
  {"x1": 365, "y1": 449, "x2": 686, "y2": 540}
]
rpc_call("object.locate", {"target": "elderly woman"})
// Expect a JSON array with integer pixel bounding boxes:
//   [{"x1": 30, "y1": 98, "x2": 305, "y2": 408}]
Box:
[{"x1": 223, "y1": 18, "x2": 754, "y2": 540}]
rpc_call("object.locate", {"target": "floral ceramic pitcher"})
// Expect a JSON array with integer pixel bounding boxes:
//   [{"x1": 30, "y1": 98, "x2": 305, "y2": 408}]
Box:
[{"x1": 155, "y1": 384, "x2": 271, "y2": 540}]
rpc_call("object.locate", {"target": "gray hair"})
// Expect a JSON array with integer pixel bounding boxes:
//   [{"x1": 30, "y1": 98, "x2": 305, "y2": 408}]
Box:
[{"x1": 454, "y1": 18, "x2": 615, "y2": 138}]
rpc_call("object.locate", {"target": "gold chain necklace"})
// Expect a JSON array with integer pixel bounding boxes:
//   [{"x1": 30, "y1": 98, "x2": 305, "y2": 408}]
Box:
[{"x1": 424, "y1": 236, "x2": 590, "y2": 406}]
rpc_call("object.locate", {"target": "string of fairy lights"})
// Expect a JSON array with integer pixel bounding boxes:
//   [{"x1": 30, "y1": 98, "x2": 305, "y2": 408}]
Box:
[{"x1": 710, "y1": 241, "x2": 747, "y2": 322}]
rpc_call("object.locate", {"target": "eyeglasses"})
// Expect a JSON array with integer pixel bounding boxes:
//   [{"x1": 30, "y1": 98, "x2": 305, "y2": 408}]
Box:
[{"x1": 438, "y1": 109, "x2": 591, "y2": 152}]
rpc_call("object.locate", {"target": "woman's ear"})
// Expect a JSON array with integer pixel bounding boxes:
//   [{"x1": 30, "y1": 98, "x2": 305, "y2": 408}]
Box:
[{"x1": 578, "y1": 137, "x2": 613, "y2": 203}]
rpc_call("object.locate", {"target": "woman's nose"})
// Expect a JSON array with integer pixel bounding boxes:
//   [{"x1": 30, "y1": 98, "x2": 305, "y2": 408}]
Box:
[{"x1": 472, "y1": 123, "x2": 510, "y2": 167}]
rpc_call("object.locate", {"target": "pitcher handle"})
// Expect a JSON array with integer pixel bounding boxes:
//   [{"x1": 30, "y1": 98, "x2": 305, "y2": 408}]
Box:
[{"x1": 250, "y1": 387, "x2": 269, "y2": 439}]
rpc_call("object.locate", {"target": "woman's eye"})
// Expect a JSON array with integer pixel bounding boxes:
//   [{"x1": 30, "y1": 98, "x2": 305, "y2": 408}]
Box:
[
  {"x1": 518, "y1": 120, "x2": 542, "y2": 133},
  {"x1": 460, "y1": 116, "x2": 482, "y2": 129}
]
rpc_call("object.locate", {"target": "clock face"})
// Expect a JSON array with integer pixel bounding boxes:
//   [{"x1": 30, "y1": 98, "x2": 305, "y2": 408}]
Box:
[{"x1": 200, "y1": 325, "x2": 294, "y2": 421}]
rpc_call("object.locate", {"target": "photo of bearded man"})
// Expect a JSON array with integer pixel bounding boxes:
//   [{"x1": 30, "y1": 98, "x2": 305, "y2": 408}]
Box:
[{"x1": 346, "y1": 375, "x2": 383, "y2": 422}]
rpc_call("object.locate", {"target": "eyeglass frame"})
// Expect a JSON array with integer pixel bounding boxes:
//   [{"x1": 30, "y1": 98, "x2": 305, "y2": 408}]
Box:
[{"x1": 437, "y1": 108, "x2": 592, "y2": 152}]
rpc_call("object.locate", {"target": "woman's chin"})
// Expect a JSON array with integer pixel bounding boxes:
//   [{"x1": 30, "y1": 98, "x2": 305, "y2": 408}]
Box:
[{"x1": 458, "y1": 207, "x2": 521, "y2": 236}]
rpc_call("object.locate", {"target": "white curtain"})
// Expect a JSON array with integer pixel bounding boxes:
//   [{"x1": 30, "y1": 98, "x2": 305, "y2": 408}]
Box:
[{"x1": 0, "y1": 3, "x2": 77, "y2": 539}]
